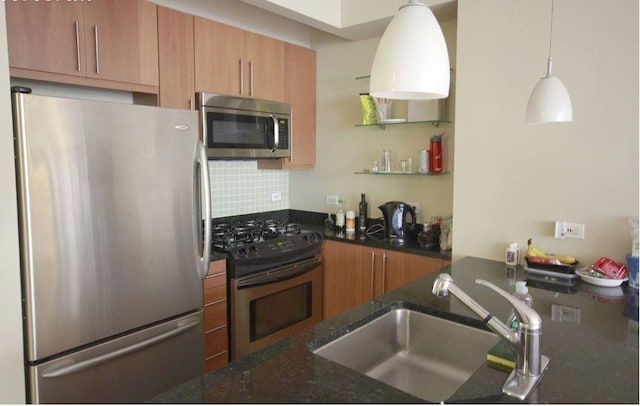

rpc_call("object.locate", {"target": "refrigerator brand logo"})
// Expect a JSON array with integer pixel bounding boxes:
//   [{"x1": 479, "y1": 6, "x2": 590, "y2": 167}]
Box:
[{"x1": 174, "y1": 124, "x2": 190, "y2": 131}]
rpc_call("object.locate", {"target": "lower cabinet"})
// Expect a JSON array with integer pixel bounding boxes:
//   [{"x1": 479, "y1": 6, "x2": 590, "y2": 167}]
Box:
[
  {"x1": 322, "y1": 240, "x2": 449, "y2": 319},
  {"x1": 203, "y1": 259, "x2": 229, "y2": 372}
]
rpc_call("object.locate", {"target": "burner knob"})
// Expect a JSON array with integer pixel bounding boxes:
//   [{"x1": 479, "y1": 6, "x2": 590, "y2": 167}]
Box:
[
  {"x1": 238, "y1": 247, "x2": 248, "y2": 257},
  {"x1": 249, "y1": 246, "x2": 258, "y2": 254}
]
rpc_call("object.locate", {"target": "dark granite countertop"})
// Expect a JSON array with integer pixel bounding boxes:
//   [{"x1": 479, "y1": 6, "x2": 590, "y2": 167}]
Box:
[
  {"x1": 152, "y1": 257, "x2": 639, "y2": 403},
  {"x1": 321, "y1": 228, "x2": 452, "y2": 261}
]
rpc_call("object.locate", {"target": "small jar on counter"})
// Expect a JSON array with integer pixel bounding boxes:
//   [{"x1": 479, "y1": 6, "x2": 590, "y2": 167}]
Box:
[{"x1": 346, "y1": 210, "x2": 356, "y2": 233}]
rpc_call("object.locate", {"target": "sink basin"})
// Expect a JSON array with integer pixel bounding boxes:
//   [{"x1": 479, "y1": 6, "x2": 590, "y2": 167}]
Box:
[{"x1": 313, "y1": 308, "x2": 500, "y2": 402}]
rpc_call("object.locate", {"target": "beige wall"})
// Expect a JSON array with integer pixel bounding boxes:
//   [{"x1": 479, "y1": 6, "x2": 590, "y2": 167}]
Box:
[
  {"x1": 0, "y1": 3, "x2": 27, "y2": 403},
  {"x1": 453, "y1": 0, "x2": 639, "y2": 264},
  {"x1": 290, "y1": 20, "x2": 458, "y2": 224}
]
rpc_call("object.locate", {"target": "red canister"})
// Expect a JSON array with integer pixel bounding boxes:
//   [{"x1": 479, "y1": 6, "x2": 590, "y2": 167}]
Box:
[{"x1": 429, "y1": 133, "x2": 444, "y2": 173}]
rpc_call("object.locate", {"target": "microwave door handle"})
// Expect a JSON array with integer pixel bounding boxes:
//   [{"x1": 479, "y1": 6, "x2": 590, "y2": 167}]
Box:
[{"x1": 270, "y1": 114, "x2": 279, "y2": 152}]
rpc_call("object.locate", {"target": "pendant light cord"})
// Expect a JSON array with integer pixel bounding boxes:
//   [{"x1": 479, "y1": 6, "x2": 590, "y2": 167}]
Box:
[{"x1": 548, "y1": 0, "x2": 555, "y2": 59}]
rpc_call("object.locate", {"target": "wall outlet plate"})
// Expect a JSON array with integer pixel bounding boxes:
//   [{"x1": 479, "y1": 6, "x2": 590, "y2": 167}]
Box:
[
  {"x1": 270, "y1": 192, "x2": 282, "y2": 202},
  {"x1": 554, "y1": 221, "x2": 585, "y2": 239},
  {"x1": 326, "y1": 194, "x2": 338, "y2": 205}
]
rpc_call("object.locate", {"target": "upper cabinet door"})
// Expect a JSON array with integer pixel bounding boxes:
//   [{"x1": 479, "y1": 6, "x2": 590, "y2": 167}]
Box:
[
  {"x1": 6, "y1": 1, "x2": 86, "y2": 77},
  {"x1": 194, "y1": 18, "x2": 284, "y2": 101},
  {"x1": 194, "y1": 17, "x2": 244, "y2": 97},
  {"x1": 244, "y1": 31, "x2": 284, "y2": 102},
  {"x1": 158, "y1": 6, "x2": 195, "y2": 110},
  {"x1": 83, "y1": 0, "x2": 158, "y2": 86}
]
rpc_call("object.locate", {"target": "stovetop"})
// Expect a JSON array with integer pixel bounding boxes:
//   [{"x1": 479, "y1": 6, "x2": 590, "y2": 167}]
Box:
[{"x1": 211, "y1": 219, "x2": 322, "y2": 278}]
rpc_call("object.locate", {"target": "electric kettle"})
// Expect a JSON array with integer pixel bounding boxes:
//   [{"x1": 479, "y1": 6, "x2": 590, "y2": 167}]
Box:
[{"x1": 379, "y1": 201, "x2": 417, "y2": 243}]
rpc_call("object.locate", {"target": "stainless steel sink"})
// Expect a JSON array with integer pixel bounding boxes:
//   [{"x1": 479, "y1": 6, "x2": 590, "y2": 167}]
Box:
[{"x1": 313, "y1": 308, "x2": 499, "y2": 402}]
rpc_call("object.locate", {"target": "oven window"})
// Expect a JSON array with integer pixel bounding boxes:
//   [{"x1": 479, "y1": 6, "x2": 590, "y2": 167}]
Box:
[
  {"x1": 249, "y1": 282, "x2": 312, "y2": 342},
  {"x1": 206, "y1": 111, "x2": 272, "y2": 148}
]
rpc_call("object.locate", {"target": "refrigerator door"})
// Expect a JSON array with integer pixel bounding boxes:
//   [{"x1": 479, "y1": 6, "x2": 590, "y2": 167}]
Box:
[
  {"x1": 29, "y1": 311, "x2": 204, "y2": 403},
  {"x1": 12, "y1": 92, "x2": 211, "y2": 362}
]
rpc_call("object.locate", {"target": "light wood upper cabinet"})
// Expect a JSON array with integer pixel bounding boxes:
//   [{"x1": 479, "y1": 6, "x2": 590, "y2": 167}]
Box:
[
  {"x1": 83, "y1": 0, "x2": 158, "y2": 86},
  {"x1": 6, "y1": 0, "x2": 158, "y2": 92},
  {"x1": 194, "y1": 17, "x2": 284, "y2": 102},
  {"x1": 258, "y1": 43, "x2": 316, "y2": 170},
  {"x1": 157, "y1": 6, "x2": 195, "y2": 110},
  {"x1": 322, "y1": 240, "x2": 448, "y2": 319},
  {"x1": 6, "y1": 1, "x2": 86, "y2": 77},
  {"x1": 243, "y1": 31, "x2": 285, "y2": 101}
]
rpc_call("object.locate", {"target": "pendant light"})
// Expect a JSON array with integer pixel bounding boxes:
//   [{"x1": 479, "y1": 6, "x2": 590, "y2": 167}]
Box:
[
  {"x1": 526, "y1": 0, "x2": 573, "y2": 124},
  {"x1": 369, "y1": 0, "x2": 450, "y2": 100}
]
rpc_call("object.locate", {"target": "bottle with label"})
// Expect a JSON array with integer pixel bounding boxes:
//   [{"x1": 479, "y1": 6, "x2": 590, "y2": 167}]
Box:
[
  {"x1": 335, "y1": 199, "x2": 345, "y2": 231},
  {"x1": 505, "y1": 243, "x2": 520, "y2": 265},
  {"x1": 508, "y1": 281, "x2": 533, "y2": 329},
  {"x1": 358, "y1": 193, "x2": 368, "y2": 233}
]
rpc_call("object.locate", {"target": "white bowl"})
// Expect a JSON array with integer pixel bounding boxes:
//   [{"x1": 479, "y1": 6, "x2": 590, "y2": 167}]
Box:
[{"x1": 576, "y1": 269, "x2": 628, "y2": 287}]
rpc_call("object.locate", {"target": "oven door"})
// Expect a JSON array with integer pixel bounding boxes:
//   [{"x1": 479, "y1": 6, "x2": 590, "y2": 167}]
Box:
[{"x1": 230, "y1": 257, "x2": 322, "y2": 360}]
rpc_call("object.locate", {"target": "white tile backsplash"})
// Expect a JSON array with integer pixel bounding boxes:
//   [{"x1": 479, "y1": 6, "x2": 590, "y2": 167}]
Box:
[{"x1": 208, "y1": 161, "x2": 289, "y2": 217}]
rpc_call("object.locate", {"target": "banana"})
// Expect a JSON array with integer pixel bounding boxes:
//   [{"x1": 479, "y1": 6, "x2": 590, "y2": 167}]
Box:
[
  {"x1": 527, "y1": 238, "x2": 547, "y2": 258},
  {"x1": 552, "y1": 255, "x2": 577, "y2": 265},
  {"x1": 527, "y1": 238, "x2": 576, "y2": 264}
]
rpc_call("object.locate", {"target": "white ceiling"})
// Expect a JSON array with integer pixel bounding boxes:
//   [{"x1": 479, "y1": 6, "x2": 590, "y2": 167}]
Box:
[{"x1": 238, "y1": 0, "x2": 457, "y2": 41}]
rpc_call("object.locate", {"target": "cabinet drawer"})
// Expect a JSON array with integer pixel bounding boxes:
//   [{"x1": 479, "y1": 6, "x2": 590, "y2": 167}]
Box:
[
  {"x1": 204, "y1": 300, "x2": 227, "y2": 331},
  {"x1": 205, "y1": 351, "x2": 228, "y2": 372},
  {"x1": 204, "y1": 326, "x2": 228, "y2": 358},
  {"x1": 204, "y1": 273, "x2": 226, "y2": 304},
  {"x1": 207, "y1": 259, "x2": 226, "y2": 276}
]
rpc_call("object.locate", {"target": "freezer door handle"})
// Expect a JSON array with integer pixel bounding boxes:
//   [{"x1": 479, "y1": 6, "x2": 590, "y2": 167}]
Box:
[
  {"x1": 196, "y1": 140, "x2": 212, "y2": 279},
  {"x1": 41, "y1": 319, "x2": 201, "y2": 379}
]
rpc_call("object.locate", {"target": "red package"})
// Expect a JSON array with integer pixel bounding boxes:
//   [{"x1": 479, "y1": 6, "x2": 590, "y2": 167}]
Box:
[{"x1": 593, "y1": 257, "x2": 628, "y2": 279}]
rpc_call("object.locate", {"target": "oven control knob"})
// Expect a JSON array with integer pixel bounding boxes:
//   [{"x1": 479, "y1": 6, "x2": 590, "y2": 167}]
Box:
[
  {"x1": 238, "y1": 247, "x2": 248, "y2": 257},
  {"x1": 249, "y1": 246, "x2": 258, "y2": 255}
]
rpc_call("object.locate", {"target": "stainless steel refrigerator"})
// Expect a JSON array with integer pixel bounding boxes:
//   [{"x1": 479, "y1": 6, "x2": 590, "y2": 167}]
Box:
[{"x1": 11, "y1": 88, "x2": 212, "y2": 403}]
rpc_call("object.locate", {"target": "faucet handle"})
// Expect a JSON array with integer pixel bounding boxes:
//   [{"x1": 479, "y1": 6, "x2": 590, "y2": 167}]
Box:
[{"x1": 475, "y1": 279, "x2": 541, "y2": 330}]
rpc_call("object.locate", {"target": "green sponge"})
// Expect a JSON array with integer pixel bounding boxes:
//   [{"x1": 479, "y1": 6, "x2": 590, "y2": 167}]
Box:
[{"x1": 486, "y1": 340, "x2": 516, "y2": 372}]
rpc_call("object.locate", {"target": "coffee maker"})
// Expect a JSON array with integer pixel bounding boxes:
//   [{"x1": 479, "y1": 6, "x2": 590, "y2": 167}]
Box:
[{"x1": 378, "y1": 201, "x2": 417, "y2": 244}]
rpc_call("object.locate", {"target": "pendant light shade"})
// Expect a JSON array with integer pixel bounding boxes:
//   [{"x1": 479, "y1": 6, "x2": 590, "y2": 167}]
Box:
[
  {"x1": 526, "y1": 58, "x2": 573, "y2": 123},
  {"x1": 369, "y1": 0, "x2": 450, "y2": 100},
  {"x1": 526, "y1": 0, "x2": 573, "y2": 124}
]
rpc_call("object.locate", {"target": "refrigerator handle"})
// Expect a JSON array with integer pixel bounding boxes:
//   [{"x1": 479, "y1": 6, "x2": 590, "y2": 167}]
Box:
[
  {"x1": 41, "y1": 319, "x2": 201, "y2": 378},
  {"x1": 197, "y1": 141, "x2": 212, "y2": 279}
]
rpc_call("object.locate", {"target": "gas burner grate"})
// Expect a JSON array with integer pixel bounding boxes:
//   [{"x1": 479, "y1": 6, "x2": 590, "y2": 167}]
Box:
[{"x1": 211, "y1": 220, "x2": 303, "y2": 250}]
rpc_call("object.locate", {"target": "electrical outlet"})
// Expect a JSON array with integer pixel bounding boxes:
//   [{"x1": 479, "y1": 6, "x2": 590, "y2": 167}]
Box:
[
  {"x1": 325, "y1": 194, "x2": 338, "y2": 205},
  {"x1": 554, "y1": 221, "x2": 586, "y2": 239},
  {"x1": 270, "y1": 192, "x2": 282, "y2": 202}
]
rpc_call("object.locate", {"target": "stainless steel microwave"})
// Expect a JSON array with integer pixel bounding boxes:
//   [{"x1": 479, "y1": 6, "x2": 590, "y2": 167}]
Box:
[{"x1": 196, "y1": 92, "x2": 291, "y2": 159}]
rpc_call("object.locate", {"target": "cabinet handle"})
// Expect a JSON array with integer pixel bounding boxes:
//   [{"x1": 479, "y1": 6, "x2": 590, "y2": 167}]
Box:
[
  {"x1": 93, "y1": 25, "x2": 100, "y2": 74},
  {"x1": 249, "y1": 60, "x2": 254, "y2": 96},
  {"x1": 74, "y1": 21, "x2": 81, "y2": 72},
  {"x1": 370, "y1": 251, "x2": 375, "y2": 299},
  {"x1": 289, "y1": 109, "x2": 294, "y2": 162},
  {"x1": 382, "y1": 252, "x2": 387, "y2": 293},
  {"x1": 239, "y1": 58, "x2": 244, "y2": 95}
]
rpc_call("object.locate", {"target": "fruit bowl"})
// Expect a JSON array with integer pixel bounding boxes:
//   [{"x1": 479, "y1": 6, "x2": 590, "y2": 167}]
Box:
[
  {"x1": 576, "y1": 269, "x2": 628, "y2": 287},
  {"x1": 525, "y1": 257, "x2": 578, "y2": 274}
]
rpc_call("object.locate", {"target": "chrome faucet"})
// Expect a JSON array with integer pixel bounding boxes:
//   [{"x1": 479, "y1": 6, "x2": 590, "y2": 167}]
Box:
[{"x1": 432, "y1": 273, "x2": 549, "y2": 400}]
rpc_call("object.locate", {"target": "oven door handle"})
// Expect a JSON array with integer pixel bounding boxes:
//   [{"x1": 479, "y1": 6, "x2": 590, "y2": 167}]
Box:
[{"x1": 236, "y1": 258, "x2": 320, "y2": 289}]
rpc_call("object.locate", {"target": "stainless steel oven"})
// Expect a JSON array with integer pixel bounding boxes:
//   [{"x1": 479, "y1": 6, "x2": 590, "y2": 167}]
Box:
[
  {"x1": 211, "y1": 220, "x2": 323, "y2": 361},
  {"x1": 230, "y1": 256, "x2": 322, "y2": 359}
]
